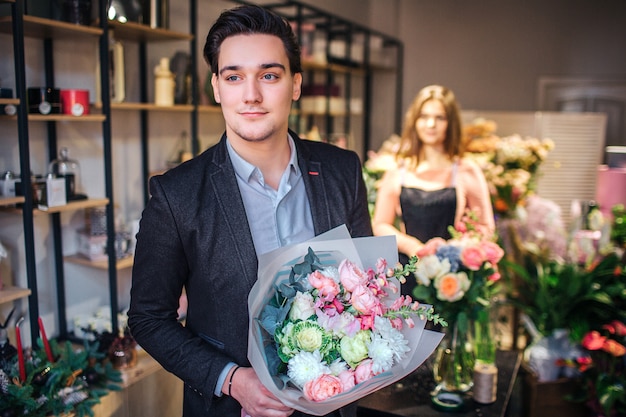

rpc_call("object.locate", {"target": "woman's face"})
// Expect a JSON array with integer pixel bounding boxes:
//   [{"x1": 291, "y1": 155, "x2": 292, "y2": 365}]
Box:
[{"x1": 415, "y1": 99, "x2": 448, "y2": 148}]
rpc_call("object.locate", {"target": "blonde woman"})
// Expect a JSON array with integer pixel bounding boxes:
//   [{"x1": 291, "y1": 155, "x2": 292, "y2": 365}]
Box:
[{"x1": 372, "y1": 85, "x2": 494, "y2": 294}]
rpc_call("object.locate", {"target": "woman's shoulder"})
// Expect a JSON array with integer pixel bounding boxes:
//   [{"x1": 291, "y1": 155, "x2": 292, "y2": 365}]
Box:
[{"x1": 456, "y1": 156, "x2": 483, "y2": 174}]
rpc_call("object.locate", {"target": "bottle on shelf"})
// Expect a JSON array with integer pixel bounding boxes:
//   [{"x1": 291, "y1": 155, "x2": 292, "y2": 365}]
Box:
[
  {"x1": 154, "y1": 57, "x2": 175, "y2": 106},
  {"x1": 109, "y1": 29, "x2": 126, "y2": 104}
]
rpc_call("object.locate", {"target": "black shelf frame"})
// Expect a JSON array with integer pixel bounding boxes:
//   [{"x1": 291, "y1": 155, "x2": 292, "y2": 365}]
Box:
[{"x1": 229, "y1": 0, "x2": 404, "y2": 156}]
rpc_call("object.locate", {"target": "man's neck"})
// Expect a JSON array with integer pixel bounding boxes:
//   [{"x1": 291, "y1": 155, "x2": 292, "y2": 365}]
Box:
[{"x1": 228, "y1": 131, "x2": 292, "y2": 190}]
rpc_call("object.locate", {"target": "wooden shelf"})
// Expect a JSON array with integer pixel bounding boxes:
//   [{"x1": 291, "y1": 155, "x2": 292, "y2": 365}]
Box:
[
  {"x1": 0, "y1": 98, "x2": 19, "y2": 105},
  {"x1": 302, "y1": 59, "x2": 366, "y2": 76},
  {"x1": 107, "y1": 102, "x2": 194, "y2": 112},
  {"x1": 109, "y1": 20, "x2": 192, "y2": 42},
  {"x1": 119, "y1": 349, "x2": 166, "y2": 388},
  {"x1": 0, "y1": 285, "x2": 31, "y2": 304},
  {"x1": 0, "y1": 15, "x2": 102, "y2": 39},
  {"x1": 36, "y1": 198, "x2": 109, "y2": 213},
  {"x1": 65, "y1": 254, "x2": 133, "y2": 270},
  {"x1": 27, "y1": 113, "x2": 106, "y2": 122},
  {"x1": 0, "y1": 196, "x2": 24, "y2": 207}
]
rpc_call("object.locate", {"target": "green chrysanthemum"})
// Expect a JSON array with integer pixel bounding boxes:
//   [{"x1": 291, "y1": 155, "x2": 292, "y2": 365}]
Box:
[{"x1": 276, "y1": 320, "x2": 333, "y2": 363}]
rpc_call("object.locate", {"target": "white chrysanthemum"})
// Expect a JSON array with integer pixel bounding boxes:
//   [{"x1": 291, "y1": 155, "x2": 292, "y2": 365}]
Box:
[
  {"x1": 368, "y1": 334, "x2": 395, "y2": 374},
  {"x1": 369, "y1": 316, "x2": 409, "y2": 374},
  {"x1": 328, "y1": 358, "x2": 349, "y2": 376},
  {"x1": 287, "y1": 350, "x2": 330, "y2": 388}
]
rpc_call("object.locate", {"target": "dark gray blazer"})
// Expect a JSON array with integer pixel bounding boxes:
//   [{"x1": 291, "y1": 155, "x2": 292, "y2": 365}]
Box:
[{"x1": 128, "y1": 131, "x2": 372, "y2": 416}]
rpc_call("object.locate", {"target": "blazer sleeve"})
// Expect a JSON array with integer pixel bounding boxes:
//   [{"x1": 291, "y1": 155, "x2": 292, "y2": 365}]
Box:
[{"x1": 128, "y1": 174, "x2": 233, "y2": 407}]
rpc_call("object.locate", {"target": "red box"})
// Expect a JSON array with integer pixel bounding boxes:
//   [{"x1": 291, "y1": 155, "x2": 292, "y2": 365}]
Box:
[{"x1": 60, "y1": 89, "x2": 90, "y2": 116}]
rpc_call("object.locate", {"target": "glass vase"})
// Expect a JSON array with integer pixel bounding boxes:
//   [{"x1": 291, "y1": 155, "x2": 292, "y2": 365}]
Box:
[{"x1": 431, "y1": 312, "x2": 475, "y2": 411}]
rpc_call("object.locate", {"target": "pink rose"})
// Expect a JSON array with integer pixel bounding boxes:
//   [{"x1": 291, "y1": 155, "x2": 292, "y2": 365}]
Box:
[
  {"x1": 338, "y1": 370, "x2": 356, "y2": 392},
  {"x1": 339, "y1": 259, "x2": 369, "y2": 292},
  {"x1": 351, "y1": 285, "x2": 381, "y2": 315},
  {"x1": 308, "y1": 270, "x2": 340, "y2": 301},
  {"x1": 481, "y1": 241, "x2": 504, "y2": 264},
  {"x1": 460, "y1": 245, "x2": 485, "y2": 271},
  {"x1": 303, "y1": 374, "x2": 343, "y2": 402},
  {"x1": 354, "y1": 359, "x2": 375, "y2": 384},
  {"x1": 417, "y1": 237, "x2": 447, "y2": 257}
]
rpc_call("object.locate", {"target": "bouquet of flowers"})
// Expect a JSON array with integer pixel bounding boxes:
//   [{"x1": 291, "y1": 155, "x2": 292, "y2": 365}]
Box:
[
  {"x1": 248, "y1": 226, "x2": 446, "y2": 415},
  {"x1": 411, "y1": 214, "x2": 505, "y2": 323}
]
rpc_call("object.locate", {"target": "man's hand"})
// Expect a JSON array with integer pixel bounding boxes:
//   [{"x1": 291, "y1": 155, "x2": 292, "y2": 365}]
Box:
[{"x1": 228, "y1": 367, "x2": 295, "y2": 417}]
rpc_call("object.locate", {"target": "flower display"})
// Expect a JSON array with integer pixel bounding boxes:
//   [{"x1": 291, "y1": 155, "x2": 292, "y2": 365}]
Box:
[
  {"x1": 560, "y1": 320, "x2": 626, "y2": 417},
  {"x1": 411, "y1": 212, "x2": 505, "y2": 322},
  {"x1": 463, "y1": 119, "x2": 555, "y2": 218},
  {"x1": 248, "y1": 226, "x2": 446, "y2": 415}
]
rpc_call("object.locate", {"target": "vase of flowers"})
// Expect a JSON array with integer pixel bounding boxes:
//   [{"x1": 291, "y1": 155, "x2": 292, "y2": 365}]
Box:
[
  {"x1": 412, "y1": 212, "x2": 504, "y2": 410},
  {"x1": 432, "y1": 311, "x2": 475, "y2": 395}
]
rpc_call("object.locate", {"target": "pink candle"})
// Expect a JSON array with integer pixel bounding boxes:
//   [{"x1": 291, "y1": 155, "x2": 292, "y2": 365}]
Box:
[
  {"x1": 38, "y1": 317, "x2": 54, "y2": 363},
  {"x1": 15, "y1": 325, "x2": 26, "y2": 382}
]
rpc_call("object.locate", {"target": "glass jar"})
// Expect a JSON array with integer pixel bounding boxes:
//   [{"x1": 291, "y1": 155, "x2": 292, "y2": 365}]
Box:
[{"x1": 48, "y1": 147, "x2": 84, "y2": 200}]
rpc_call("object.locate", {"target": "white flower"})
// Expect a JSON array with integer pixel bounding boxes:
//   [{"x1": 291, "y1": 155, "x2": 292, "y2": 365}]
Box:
[
  {"x1": 368, "y1": 317, "x2": 410, "y2": 374},
  {"x1": 287, "y1": 350, "x2": 330, "y2": 388},
  {"x1": 368, "y1": 335, "x2": 395, "y2": 374},
  {"x1": 289, "y1": 291, "x2": 316, "y2": 321},
  {"x1": 414, "y1": 255, "x2": 450, "y2": 286},
  {"x1": 328, "y1": 358, "x2": 349, "y2": 376}
]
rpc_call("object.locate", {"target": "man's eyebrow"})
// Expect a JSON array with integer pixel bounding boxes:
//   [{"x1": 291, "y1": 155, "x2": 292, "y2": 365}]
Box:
[{"x1": 219, "y1": 63, "x2": 286, "y2": 76}]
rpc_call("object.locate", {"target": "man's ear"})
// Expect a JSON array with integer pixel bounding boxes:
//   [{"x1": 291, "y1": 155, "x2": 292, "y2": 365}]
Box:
[
  {"x1": 292, "y1": 72, "x2": 302, "y2": 101},
  {"x1": 211, "y1": 73, "x2": 221, "y2": 104}
]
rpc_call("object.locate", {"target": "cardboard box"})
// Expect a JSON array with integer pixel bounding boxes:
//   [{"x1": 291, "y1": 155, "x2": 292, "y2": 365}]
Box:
[{"x1": 39, "y1": 176, "x2": 67, "y2": 208}]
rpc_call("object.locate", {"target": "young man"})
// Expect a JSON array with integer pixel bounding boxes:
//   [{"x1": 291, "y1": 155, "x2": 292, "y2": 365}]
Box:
[{"x1": 128, "y1": 4, "x2": 371, "y2": 417}]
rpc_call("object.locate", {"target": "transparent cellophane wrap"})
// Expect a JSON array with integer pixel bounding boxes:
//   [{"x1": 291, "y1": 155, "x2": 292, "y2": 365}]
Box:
[{"x1": 248, "y1": 225, "x2": 444, "y2": 415}]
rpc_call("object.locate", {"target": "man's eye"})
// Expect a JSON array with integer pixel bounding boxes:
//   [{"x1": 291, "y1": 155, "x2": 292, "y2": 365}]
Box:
[
  {"x1": 225, "y1": 75, "x2": 241, "y2": 82},
  {"x1": 262, "y1": 74, "x2": 278, "y2": 80}
]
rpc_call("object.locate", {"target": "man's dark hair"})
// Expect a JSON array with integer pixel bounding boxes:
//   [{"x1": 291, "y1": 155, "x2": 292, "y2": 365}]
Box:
[{"x1": 203, "y1": 4, "x2": 302, "y2": 75}]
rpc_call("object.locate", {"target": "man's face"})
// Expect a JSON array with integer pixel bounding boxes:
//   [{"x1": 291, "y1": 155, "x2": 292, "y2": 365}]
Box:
[{"x1": 211, "y1": 34, "x2": 302, "y2": 144}]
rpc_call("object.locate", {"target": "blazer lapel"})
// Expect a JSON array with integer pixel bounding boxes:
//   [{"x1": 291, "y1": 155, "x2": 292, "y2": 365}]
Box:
[
  {"x1": 208, "y1": 135, "x2": 258, "y2": 286},
  {"x1": 296, "y1": 137, "x2": 332, "y2": 235}
]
